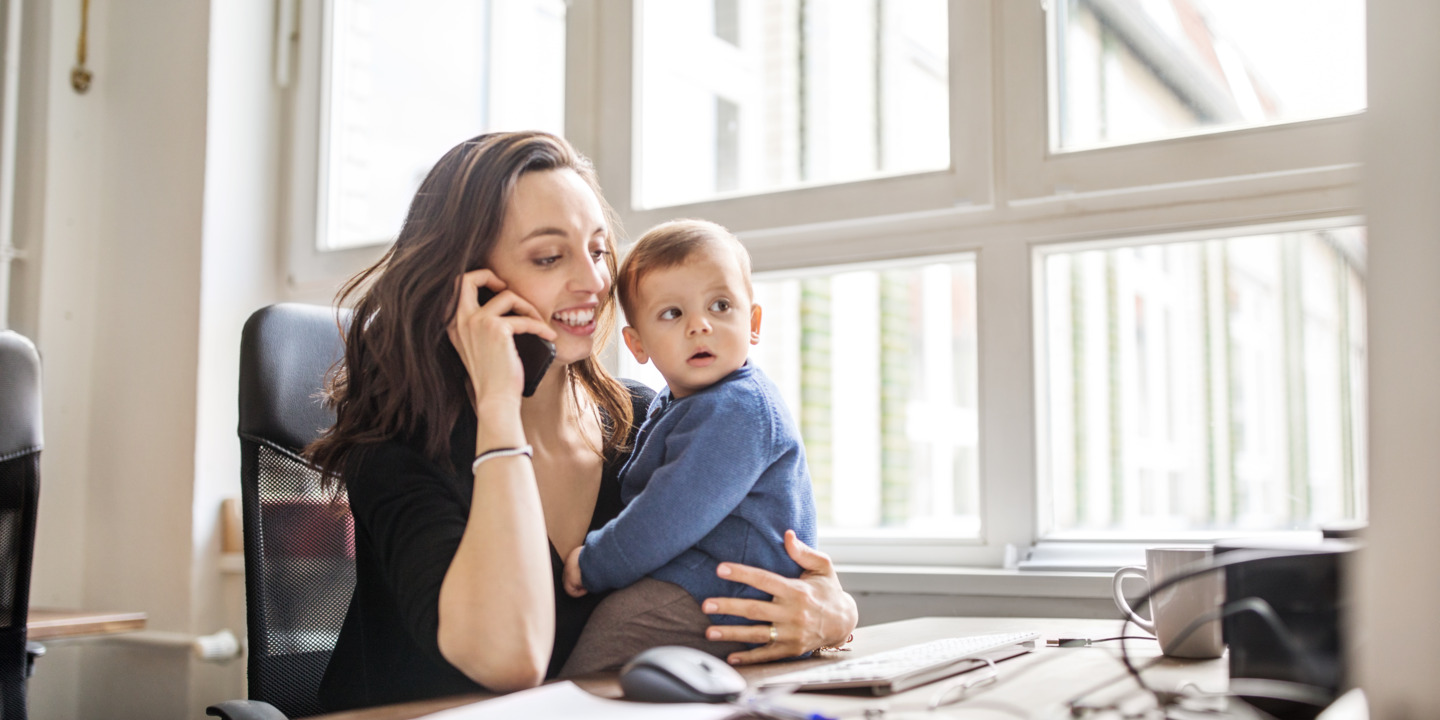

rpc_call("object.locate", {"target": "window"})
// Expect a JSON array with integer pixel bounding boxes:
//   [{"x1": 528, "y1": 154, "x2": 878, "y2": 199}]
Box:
[
  {"x1": 1003, "y1": 0, "x2": 1364, "y2": 200},
  {"x1": 634, "y1": 0, "x2": 950, "y2": 209},
  {"x1": 622, "y1": 257, "x2": 981, "y2": 539},
  {"x1": 713, "y1": 0, "x2": 740, "y2": 46},
  {"x1": 593, "y1": 0, "x2": 984, "y2": 238},
  {"x1": 1038, "y1": 224, "x2": 1366, "y2": 536},
  {"x1": 284, "y1": 0, "x2": 567, "y2": 287},
  {"x1": 589, "y1": 0, "x2": 1367, "y2": 565},
  {"x1": 322, "y1": 0, "x2": 566, "y2": 250},
  {"x1": 290, "y1": 0, "x2": 1368, "y2": 567},
  {"x1": 1051, "y1": 0, "x2": 1365, "y2": 151}
]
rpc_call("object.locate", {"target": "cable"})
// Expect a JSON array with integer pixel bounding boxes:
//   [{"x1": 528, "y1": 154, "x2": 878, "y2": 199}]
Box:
[
  {"x1": 1168, "y1": 598, "x2": 1328, "y2": 688},
  {"x1": 1118, "y1": 549, "x2": 1283, "y2": 695},
  {"x1": 1048, "y1": 636, "x2": 1154, "y2": 647},
  {"x1": 1181, "y1": 679, "x2": 1334, "y2": 711},
  {"x1": 1061, "y1": 654, "x2": 1167, "y2": 718},
  {"x1": 1112, "y1": 548, "x2": 1337, "y2": 714},
  {"x1": 928, "y1": 657, "x2": 998, "y2": 709}
]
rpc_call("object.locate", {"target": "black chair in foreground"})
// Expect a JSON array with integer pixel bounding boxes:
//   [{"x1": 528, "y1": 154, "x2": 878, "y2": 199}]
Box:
[
  {"x1": 0, "y1": 331, "x2": 45, "y2": 720},
  {"x1": 207, "y1": 304, "x2": 354, "y2": 720}
]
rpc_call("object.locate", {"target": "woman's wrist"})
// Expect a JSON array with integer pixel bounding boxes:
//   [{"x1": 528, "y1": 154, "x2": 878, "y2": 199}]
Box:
[
  {"x1": 475, "y1": 397, "x2": 521, "y2": 418},
  {"x1": 474, "y1": 396, "x2": 524, "y2": 431}
]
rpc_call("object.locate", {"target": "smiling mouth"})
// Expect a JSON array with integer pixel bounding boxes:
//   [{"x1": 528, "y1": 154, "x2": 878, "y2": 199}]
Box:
[{"x1": 552, "y1": 308, "x2": 595, "y2": 327}]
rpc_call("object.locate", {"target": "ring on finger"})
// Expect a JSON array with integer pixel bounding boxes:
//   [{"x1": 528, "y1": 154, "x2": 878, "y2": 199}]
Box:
[{"x1": 769, "y1": 624, "x2": 779, "y2": 645}]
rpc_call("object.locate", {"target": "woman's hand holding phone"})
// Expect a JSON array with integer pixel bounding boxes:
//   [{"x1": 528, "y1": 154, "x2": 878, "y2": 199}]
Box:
[
  {"x1": 449, "y1": 270, "x2": 557, "y2": 407},
  {"x1": 475, "y1": 287, "x2": 556, "y2": 398}
]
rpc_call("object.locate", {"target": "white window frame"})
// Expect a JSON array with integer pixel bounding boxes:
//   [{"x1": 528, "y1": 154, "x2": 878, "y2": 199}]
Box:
[
  {"x1": 282, "y1": 0, "x2": 383, "y2": 300},
  {"x1": 579, "y1": 0, "x2": 995, "y2": 236},
  {"x1": 283, "y1": 0, "x2": 1365, "y2": 568},
  {"x1": 280, "y1": 0, "x2": 600, "y2": 300},
  {"x1": 1007, "y1": 0, "x2": 1362, "y2": 201}
]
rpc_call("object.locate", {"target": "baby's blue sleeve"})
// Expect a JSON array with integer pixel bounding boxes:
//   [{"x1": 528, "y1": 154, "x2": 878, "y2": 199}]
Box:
[{"x1": 578, "y1": 394, "x2": 773, "y2": 593}]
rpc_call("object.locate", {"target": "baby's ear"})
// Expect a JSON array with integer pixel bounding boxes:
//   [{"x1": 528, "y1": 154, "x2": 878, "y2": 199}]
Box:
[
  {"x1": 622, "y1": 326, "x2": 650, "y2": 364},
  {"x1": 749, "y1": 304, "x2": 763, "y2": 345}
]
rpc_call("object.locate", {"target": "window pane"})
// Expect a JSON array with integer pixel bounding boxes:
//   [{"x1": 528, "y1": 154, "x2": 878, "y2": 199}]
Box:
[
  {"x1": 636, "y1": 0, "x2": 949, "y2": 209},
  {"x1": 620, "y1": 258, "x2": 980, "y2": 537},
  {"x1": 1040, "y1": 227, "x2": 1367, "y2": 534},
  {"x1": 1051, "y1": 0, "x2": 1365, "y2": 151},
  {"x1": 322, "y1": 0, "x2": 566, "y2": 250}
]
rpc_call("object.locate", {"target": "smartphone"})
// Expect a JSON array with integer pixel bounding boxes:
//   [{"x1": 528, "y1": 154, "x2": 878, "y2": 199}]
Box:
[{"x1": 476, "y1": 287, "x2": 557, "y2": 397}]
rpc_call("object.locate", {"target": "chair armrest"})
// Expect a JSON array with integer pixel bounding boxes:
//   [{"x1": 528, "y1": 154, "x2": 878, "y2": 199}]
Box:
[{"x1": 205, "y1": 699, "x2": 289, "y2": 720}]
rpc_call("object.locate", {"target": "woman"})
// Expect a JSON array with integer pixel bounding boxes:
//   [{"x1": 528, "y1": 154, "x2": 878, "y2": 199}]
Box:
[{"x1": 307, "y1": 131, "x2": 857, "y2": 711}]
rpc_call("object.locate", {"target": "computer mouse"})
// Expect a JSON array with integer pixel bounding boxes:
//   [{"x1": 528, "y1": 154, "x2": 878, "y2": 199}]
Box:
[{"x1": 619, "y1": 645, "x2": 747, "y2": 703}]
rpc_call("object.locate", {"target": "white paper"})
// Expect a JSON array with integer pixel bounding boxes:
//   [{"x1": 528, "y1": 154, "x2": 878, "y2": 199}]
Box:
[{"x1": 415, "y1": 682, "x2": 737, "y2": 720}]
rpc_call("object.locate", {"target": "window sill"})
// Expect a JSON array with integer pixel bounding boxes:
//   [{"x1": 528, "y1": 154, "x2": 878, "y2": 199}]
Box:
[
  {"x1": 220, "y1": 551, "x2": 1112, "y2": 599},
  {"x1": 836, "y1": 531, "x2": 1331, "y2": 600},
  {"x1": 837, "y1": 564, "x2": 1114, "y2": 600}
]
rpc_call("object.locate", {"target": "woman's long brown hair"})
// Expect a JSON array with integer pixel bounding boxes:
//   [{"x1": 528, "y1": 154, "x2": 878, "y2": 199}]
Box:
[{"x1": 306, "y1": 131, "x2": 633, "y2": 489}]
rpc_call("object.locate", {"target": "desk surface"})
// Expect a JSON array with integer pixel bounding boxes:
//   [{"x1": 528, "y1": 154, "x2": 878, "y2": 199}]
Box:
[
  {"x1": 311, "y1": 616, "x2": 1225, "y2": 720},
  {"x1": 28, "y1": 608, "x2": 148, "y2": 641}
]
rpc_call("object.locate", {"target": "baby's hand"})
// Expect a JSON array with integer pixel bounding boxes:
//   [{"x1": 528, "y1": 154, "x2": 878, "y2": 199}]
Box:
[{"x1": 563, "y1": 546, "x2": 587, "y2": 597}]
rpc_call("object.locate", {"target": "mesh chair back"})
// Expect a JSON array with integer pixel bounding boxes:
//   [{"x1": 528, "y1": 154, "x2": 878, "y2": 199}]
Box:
[
  {"x1": 0, "y1": 331, "x2": 43, "y2": 720},
  {"x1": 238, "y1": 304, "x2": 353, "y2": 719}
]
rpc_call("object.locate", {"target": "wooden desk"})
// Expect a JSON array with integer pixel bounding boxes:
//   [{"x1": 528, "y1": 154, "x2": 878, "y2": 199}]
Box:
[
  {"x1": 27, "y1": 608, "x2": 147, "y2": 641},
  {"x1": 310, "y1": 617, "x2": 1226, "y2": 720}
]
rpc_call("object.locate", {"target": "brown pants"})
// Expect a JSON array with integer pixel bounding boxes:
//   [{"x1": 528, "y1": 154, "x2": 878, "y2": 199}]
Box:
[{"x1": 558, "y1": 577, "x2": 749, "y2": 677}]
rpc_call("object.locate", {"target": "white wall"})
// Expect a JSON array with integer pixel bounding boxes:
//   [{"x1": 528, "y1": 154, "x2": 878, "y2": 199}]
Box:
[
  {"x1": 189, "y1": 0, "x2": 282, "y2": 712},
  {"x1": 23, "y1": 0, "x2": 206, "y2": 715},
  {"x1": 75, "y1": 0, "x2": 211, "y2": 712},
  {"x1": 1356, "y1": 0, "x2": 1440, "y2": 715},
  {"x1": 10, "y1": 0, "x2": 278, "y2": 716},
  {"x1": 11, "y1": 0, "x2": 99, "y2": 711}
]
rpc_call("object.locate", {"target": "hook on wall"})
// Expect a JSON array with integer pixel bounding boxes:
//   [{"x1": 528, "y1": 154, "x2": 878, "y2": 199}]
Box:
[{"x1": 70, "y1": 0, "x2": 92, "y2": 93}]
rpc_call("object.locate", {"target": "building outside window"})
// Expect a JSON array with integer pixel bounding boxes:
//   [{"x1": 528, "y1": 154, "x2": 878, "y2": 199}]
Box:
[{"x1": 1052, "y1": 0, "x2": 1365, "y2": 151}]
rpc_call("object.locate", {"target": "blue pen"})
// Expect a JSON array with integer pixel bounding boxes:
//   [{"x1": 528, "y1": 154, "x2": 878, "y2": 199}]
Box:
[{"x1": 740, "y1": 696, "x2": 838, "y2": 720}]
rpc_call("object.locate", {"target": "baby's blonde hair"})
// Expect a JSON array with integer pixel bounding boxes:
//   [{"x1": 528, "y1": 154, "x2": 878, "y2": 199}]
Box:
[{"x1": 617, "y1": 219, "x2": 753, "y2": 323}]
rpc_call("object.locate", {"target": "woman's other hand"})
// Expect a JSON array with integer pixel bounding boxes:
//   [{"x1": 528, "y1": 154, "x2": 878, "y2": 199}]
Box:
[
  {"x1": 701, "y1": 529, "x2": 858, "y2": 664},
  {"x1": 563, "y1": 547, "x2": 587, "y2": 598},
  {"x1": 448, "y1": 269, "x2": 558, "y2": 405}
]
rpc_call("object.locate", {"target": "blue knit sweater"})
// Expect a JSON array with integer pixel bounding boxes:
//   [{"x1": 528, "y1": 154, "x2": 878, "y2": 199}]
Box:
[{"x1": 578, "y1": 363, "x2": 817, "y2": 623}]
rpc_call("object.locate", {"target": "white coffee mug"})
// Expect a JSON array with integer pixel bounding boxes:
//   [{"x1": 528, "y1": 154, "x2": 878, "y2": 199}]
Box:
[{"x1": 1111, "y1": 547, "x2": 1225, "y2": 659}]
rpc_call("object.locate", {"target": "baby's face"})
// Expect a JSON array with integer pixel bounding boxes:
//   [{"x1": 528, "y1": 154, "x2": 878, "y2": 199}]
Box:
[{"x1": 622, "y1": 245, "x2": 760, "y2": 398}]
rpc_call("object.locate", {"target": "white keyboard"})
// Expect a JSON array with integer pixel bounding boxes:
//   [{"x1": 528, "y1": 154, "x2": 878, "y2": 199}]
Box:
[{"x1": 757, "y1": 631, "x2": 1039, "y2": 695}]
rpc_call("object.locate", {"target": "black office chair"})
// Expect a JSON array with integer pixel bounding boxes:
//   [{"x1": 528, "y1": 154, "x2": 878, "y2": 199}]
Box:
[
  {"x1": 0, "y1": 331, "x2": 44, "y2": 720},
  {"x1": 207, "y1": 304, "x2": 354, "y2": 720}
]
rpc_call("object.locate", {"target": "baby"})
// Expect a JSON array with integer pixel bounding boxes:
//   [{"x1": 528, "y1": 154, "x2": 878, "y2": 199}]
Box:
[{"x1": 559, "y1": 219, "x2": 817, "y2": 675}]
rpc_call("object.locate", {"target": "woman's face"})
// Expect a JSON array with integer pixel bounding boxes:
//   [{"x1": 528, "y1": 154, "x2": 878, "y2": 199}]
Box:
[{"x1": 486, "y1": 168, "x2": 613, "y2": 367}]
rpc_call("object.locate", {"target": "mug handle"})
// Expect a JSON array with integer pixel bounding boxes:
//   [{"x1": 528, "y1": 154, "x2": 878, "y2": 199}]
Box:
[{"x1": 1111, "y1": 566, "x2": 1156, "y2": 634}]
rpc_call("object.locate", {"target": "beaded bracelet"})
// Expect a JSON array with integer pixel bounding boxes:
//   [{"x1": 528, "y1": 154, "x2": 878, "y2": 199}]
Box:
[{"x1": 471, "y1": 444, "x2": 534, "y2": 474}]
